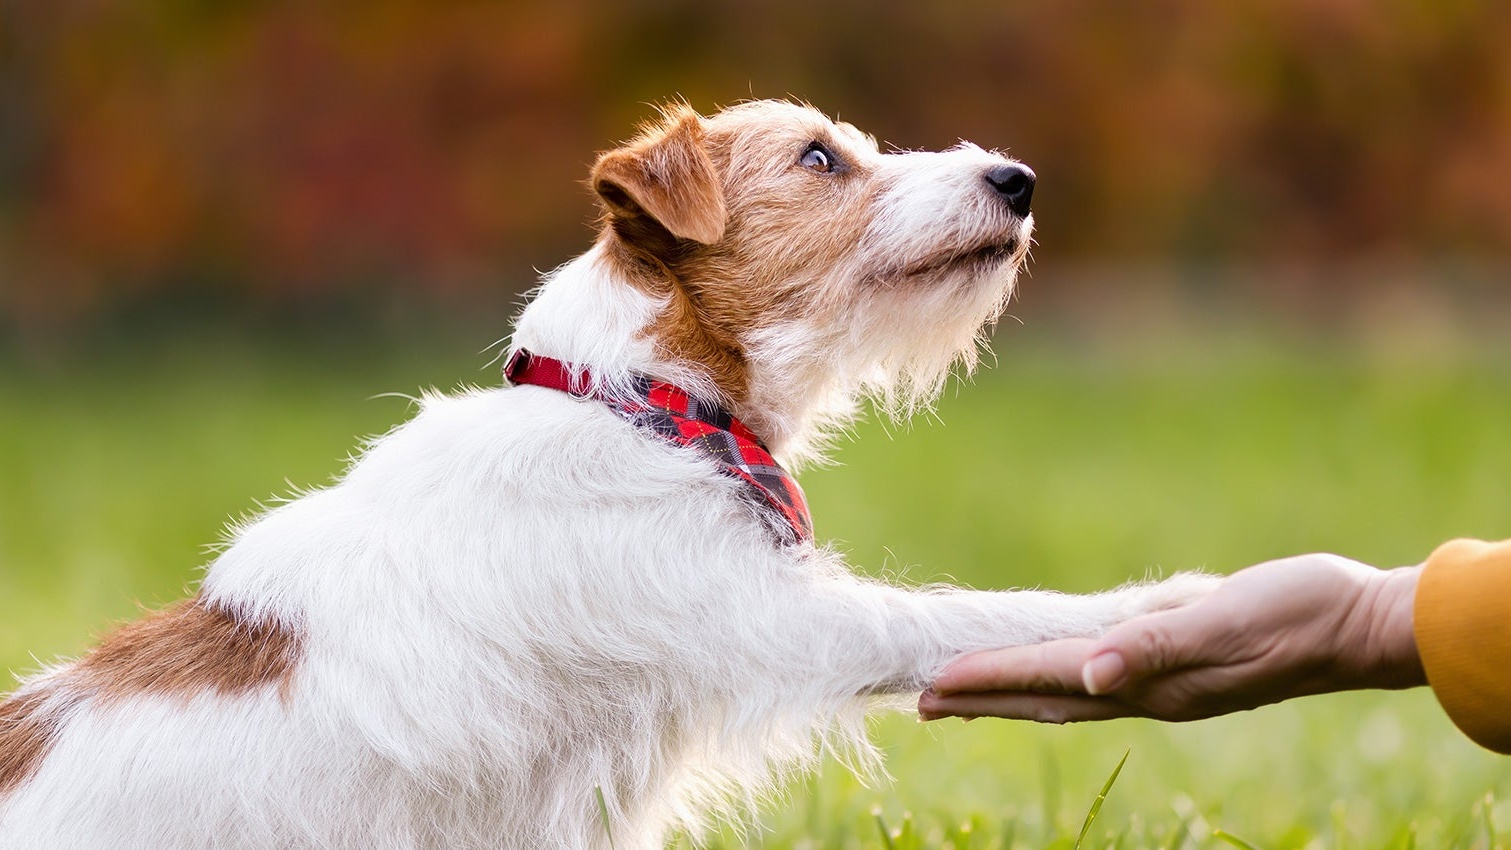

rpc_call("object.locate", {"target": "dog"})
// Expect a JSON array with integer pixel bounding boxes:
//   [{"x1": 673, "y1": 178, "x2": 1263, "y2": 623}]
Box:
[{"x1": 0, "y1": 100, "x2": 1213, "y2": 848}]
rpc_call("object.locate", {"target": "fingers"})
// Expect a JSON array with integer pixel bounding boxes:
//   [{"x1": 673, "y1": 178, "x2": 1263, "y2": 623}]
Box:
[
  {"x1": 918, "y1": 690, "x2": 1139, "y2": 723},
  {"x1": 932, "y1": 638, "x2": 1100, "y2": 696},
  {"x1": 934, "y1": 599, "x2": 1239, "y2": 703},
  {"x1": 1087, "y1": 600, "x2": 1237, "y2": 693}
]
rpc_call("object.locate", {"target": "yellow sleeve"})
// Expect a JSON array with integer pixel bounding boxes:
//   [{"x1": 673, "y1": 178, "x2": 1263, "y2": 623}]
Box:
[{"x1": 1415, "y1": 538, "x2": 1511, "y2": 754}]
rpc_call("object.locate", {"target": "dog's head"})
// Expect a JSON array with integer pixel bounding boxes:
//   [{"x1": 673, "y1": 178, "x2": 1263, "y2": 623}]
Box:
[{"x1": 587, "y1": 100, "x2": 1034, "y2": 462}]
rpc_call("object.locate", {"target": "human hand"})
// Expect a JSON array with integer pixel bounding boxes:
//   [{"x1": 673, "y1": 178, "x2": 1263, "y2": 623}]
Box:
[{"x1": 918, "y1": 554, "x2": 1425, "y2": 723}]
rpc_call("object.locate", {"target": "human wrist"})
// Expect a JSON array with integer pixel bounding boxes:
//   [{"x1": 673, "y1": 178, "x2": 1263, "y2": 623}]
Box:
[{"x1": 1351, "y1": 565, "x2": 1426, "y2": 690}]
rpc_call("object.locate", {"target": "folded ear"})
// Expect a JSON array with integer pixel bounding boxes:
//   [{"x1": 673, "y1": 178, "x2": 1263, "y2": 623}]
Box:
[{"x1": 591, "y1": 106, "x2": 727, "y2": 245}]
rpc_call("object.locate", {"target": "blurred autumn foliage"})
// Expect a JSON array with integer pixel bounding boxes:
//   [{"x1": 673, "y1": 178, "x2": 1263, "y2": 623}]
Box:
[{"x1": 2, "y1": 0, "x2": 1509, "y2": 334}]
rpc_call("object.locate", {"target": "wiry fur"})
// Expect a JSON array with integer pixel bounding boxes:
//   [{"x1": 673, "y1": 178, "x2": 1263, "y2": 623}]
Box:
[{"x1": 0, "y1": 100, "x2": 1214, "y2": 849}]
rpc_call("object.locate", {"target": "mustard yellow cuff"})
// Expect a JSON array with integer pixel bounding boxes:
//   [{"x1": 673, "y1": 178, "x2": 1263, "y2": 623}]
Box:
[{"x1": 1415, "y1": 538, "x2": 1511, "y2": 755}]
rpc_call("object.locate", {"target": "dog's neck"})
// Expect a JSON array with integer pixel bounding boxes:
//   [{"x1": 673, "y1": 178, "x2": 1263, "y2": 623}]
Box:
[{"x1": 511, "y1": 244, "x2": 855, "y2": 468}]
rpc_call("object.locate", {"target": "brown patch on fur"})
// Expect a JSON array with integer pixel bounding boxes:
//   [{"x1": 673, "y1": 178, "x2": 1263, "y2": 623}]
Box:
[
  {"x1": 592, "y1": 104, "x2": 753, "y2": 403},
  {"x1": 592, "y1": 105, "x2": 726, "y2": 246},
  {"x1": 0, "y1": 689, "x2": 69, "y2": 794},
  {"x1": 79, "y1": 596, "x2": 301, "y2": 701},
  {"x1": 601, "y1": 234, "x2": 755, "y2": 404},
  {"x1": 0, "y1": 596, "x2": 300, "y2": 795}
]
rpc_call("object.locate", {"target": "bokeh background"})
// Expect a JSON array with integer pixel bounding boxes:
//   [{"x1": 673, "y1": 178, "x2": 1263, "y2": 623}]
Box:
[
  {"x1": 6, "y1": 0, "x2": 1511, "y2": 341},
  {"x1": 3, "y1": 2, "x2": 1511, "y2": 846}
]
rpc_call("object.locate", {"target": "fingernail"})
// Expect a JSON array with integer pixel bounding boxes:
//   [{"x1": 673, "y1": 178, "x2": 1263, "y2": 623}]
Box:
[{"x1": 1082, "y1": 651, "x2": 1126, "y2": 695}]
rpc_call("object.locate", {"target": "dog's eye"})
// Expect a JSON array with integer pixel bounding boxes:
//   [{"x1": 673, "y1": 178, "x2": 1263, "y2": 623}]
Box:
[{"x1": 799, "y1": 144, "x2": 834, "y2": 173}]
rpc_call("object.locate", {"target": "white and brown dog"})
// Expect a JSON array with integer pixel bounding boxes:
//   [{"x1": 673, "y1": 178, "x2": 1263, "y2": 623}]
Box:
[{"x1": 0, "y1": 100, "x2": 1210, "y2": 848}]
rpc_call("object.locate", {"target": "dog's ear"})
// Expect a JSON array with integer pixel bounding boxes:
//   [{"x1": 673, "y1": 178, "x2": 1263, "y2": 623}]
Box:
[{"x1": 591, "y1": 106, "x2": 727, "y2": 246}]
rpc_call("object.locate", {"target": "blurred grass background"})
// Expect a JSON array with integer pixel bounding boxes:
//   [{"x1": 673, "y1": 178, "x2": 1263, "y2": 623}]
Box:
[{"x1": 3, "y1": 0, "x2": 1511, "y2": 846}]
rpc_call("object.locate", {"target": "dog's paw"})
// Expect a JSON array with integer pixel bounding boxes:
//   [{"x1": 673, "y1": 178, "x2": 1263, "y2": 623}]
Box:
[{"x1": 1116, "y1": 571, "x2": 1222, "y2": 619}]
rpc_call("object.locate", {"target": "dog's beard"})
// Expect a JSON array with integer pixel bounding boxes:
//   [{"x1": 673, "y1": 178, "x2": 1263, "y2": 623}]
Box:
[
  {"x1": 736, "y1": 257, "x2": 1015, "y2": 471},
  {"x1": 867, "y1": 259, "x2": 1019, "y2": 417},
  {"x1": 793, "y1": 255, "x2": 1021, "y2": 424}
]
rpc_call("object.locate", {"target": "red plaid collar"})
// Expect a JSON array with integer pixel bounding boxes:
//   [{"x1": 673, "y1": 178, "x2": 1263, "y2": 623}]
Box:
[{"x1": 504, "y1": 349, "x2": 813, "y2": 546}]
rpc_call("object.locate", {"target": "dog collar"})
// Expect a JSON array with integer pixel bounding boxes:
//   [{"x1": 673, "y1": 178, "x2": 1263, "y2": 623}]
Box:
[{"x1": 504, "y1": 349, "x2": 813, "y2": 546}]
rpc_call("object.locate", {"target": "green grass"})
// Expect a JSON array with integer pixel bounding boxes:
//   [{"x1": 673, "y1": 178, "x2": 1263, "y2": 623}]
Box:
[{"x1": 3, "y1": 322, "x2": 1510, "y2": 847}]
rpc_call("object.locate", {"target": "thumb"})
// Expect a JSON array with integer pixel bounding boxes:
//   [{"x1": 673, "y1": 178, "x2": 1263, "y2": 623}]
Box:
[{"x1": 1082, "y1": 605, "x2": 1219, "y2": 695}]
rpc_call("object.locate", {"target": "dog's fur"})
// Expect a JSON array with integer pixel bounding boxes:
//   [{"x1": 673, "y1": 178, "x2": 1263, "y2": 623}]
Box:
[{"x1": 0, "y1": 100, "x2": 1212, "y2": 849}]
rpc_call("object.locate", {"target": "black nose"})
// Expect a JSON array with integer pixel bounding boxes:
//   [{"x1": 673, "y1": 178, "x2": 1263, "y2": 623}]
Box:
[{"x1": 985, "y1": 163, "x2": 1036, "y2": 217}]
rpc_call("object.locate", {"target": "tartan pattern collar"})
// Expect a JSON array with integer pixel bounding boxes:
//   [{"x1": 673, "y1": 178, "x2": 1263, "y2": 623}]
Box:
[{"x1": 504, "y1": 349, "x2": 813, "y2": 547}]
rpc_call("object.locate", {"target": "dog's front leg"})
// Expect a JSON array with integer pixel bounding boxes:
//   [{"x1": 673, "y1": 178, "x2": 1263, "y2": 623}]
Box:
[{"x1": 787, "y1": 571, "x2": 1219, "y2": 697}]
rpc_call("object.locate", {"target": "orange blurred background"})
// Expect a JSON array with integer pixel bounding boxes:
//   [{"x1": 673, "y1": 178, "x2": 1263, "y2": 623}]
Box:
[{"x1": 3, "y1": 0, "x2": 1509, "y2": 345}]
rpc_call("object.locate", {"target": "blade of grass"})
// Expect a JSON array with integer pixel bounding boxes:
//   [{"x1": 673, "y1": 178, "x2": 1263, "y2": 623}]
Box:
[
  {"x1": 1482, "y1": 792, "x2": 1496, "y2": 847},
  {"x1": 1042, "y1": 742, "x2": 1062, "y2": 835},
  {"x1": 1212, "y1": 828, "x2": 1261, "y2": 849},
  {"x1": 1160, "y1": 818, "x2": 1188, "y2": 850},
  {"x1": 874, "y1": 807, "x2": 898, "y2": 850},
  {"x1": 952, "y1": 817, "x2": 974, "y2": 850},
  {"x1": 1074, "y1": 747, "x2": 1130, "y2": 850},
  {"x1": 594, "y1": 785, "x2": 617, "y2": 850}
]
